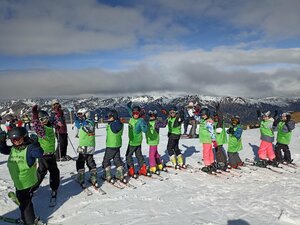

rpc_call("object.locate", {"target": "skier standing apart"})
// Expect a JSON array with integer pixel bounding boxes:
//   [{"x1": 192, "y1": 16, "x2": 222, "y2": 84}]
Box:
[
  {"x1": 146, "y1": 109, "x2": 167, "y2": 174},
  {"x1": 197, "y1": 107, "x2": 218, "y2": 173},
  {"x1": 102, "y1": 109, "x2": 127, "y2": 183},
  {"x1": 273, "y1": 112, "x2": 295, "y2": 164},
  {"x1": 126, "y1": 101, "x2": 149, "y2": 178},
  {"x1": 256, "y1": 110, "x2": 278, "y2": 167},
  {"x1": 166, "y1": 106, "x2": 186, "y2": 169},
  {"x1": 31, "y1": 105, "x2": 60, "y2": 201},
  {"x1": 0, "y1": 127, "x2": 44, "y2": 225},
  {"x1": 75, "y1": 109, "x2": 98, "y2": 188},
  {"x1": 49, "y1": 99, "x2": 69, "y2": 161},
  {"x1": 213, "y1": 110, "x2": 228, "y2": 171},
  {"x1": 226, "y1": 116, "x2": 243, "y2": 169}
]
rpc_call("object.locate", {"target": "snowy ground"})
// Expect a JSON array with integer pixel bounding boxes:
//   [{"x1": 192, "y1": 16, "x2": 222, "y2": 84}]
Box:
[{"x1": 1, "y1": 123, "x2": 300, "y2": 225}]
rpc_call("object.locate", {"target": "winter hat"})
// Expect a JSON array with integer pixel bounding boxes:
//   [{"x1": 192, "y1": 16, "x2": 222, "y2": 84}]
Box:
[
  {"x1": 186, "y1": 102, "x2": 194, "y2": 108},
  {"x1": 51, "y1": 99, "x2": 59, "y2": 105},
  {"x1": 281, "y1": 112, "x2": 291, "y2": 117}
]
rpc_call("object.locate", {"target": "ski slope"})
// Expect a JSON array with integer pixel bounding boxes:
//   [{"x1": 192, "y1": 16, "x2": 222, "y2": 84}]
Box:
[{"x1": 0, "y1": 123, "x2": 300, "y2": 225}]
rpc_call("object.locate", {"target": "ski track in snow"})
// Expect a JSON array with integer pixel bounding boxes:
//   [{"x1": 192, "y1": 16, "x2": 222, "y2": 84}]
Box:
[{"x1": 1, "y1": 124, "x2": 300, "y2": 225}]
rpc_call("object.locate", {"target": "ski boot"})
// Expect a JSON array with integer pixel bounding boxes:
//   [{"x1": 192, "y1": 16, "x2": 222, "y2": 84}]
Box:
[
  {"x1": 267, "y1": 160, "x2": 279, "y2": 167},
  {"x1": 177, "y1": 154, "x2": 187, "y2": 169},
  {"x1": 90, "y1": 168, "x2": 98, "y2": 186},
  {"x1": 170, "y1": 155, "x2": 180, "y2": 169},
  {"x1": 149, "y1": 166, "x2": 160, "y2": 175},
  {"x1": 128, "y1": 166, "x2": 138, "y2": 179},
  {"x1": 201, "y1": 166, "x2": 213, "y2": 174},
  {"x1": 138, "y1": 164, "x2": 151, "y2": 177},
  {"x1": 104, "y1": 167, "x2": 115, "y2": 184},
  {"x1": 256, "y1": 160, "x2": 267, "y2": 168},
  {"x1": 157, "y1": 163, "x2": 167, "y2": 172},
  {"x1": 77, "y1": 169, "x2": 85, "y2": 185},
  {"x1": 115, "y1": 166, "x2": 127, "y2": 183}
]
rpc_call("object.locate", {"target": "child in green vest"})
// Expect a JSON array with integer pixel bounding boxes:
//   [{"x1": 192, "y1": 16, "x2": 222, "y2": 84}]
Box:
[
  {"x1": 126, "y1": 102, "x2": 149, "y2": 177},
  {"x1": 273, "y1": 112, "x2": 295, "y2": 164},
  {"x1": 226, "y1": 116, "x2": 243, "y2": 169},
  {"x1": 146, "y1": 109, "x2": 167, "y2": 174},
  {"x1": 32, "y1": 105, "x2": 60, "y2": 199},
  {"x1": 75, "y1": 108, "x2": 98, "y2": 187},
  {"x1": 213, "y1": 111, "x2": 228, "y2": 171},
  {"x1": 102, "y1": 109, "x2": 126, "y2": 183},
  {"x1": 0, "y1": 127, "x2": 44, "y2": 225},
  {"x1": 167, "y1": 106, "x2": 186, "y2": 169}
]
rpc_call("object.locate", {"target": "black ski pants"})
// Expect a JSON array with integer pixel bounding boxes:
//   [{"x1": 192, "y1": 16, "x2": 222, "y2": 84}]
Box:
[
  {"x1": 275, "y1": 143, "x2": 291, "y2": 162},
  {"x1": 102, "y1": 147, "x2": 123, "y2": 169},
  {"x1": 76, "y1": 153, "x2": 97, "y2": 171},
  {"x1": 227, "y1": 152, "x2": 242, "y2": 168},
  {"x1": 55, "y1": 133, "x2": 68, "y2": 159},
  {"x1": 126, "y1": 145, "x2": 145, "y2": 169},
  {"x1": 16, "y1": 187, "x2": 36, "y2": 225},
  {"x1": 36, "y1": 154, "x2": 60, "y2": 192},
  {"x1": 215, "y1": 145, "x2": 227, "y2": 164},
  {"x1": 167, "y1": 138, "x2": 181, "y2": 157}
]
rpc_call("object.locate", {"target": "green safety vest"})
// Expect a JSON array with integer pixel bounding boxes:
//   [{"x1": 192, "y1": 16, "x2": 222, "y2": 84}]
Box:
[
  {"x1": 214, "y1": 121, "x2": 227, "y2": 145},
  {"x1": 260, "y1": 120, "x2": 274, "y2": 137},
  {"x1": 38, "y1": 125, "x2": 56, "y2": 154},
  {"x1": 227, "y1": 126, "x2": 243, "y2": 152},
  {"x1": 199, "y1": 119, "x2": 212, "y2": 144},
  {"x1": 277, "y1": 121, "x2": 292, "y2": 145},
  {"x1": 167, "y1": 117, "x2": 181, "y2": 135},
  {"x1": 7, "y1": 146, "x2": 38, "y2": 190},
  {"x1": 128, "y1": 118, "x2": 143, "y2": 146},
  {"x1": 106, "y1": 124, "x2": 123, "y2": 148},
  {"x1": 146, "y1": 120, "x2": 159, "y2": 146},
  {"x1": 79, "y1": 120, "x2": 95, "y2": 147}
]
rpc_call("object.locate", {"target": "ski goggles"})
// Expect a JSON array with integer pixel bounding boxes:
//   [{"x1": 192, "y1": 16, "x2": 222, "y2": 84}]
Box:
[
  {"x1": 132, "y1": 111, "x2": 140, "y2": 116},
  {"x1": 39, "y1": 117, "x2": 49, "y2": 122},
  {"x1": 148, "y1": 110, "x2": 157, "y2": 116},
  {"x1": 169, "y1": 111, "x2": 177, "y2": 115},
  {"x1": 11, "y1": 136, "x2": 24, "y2": 143}
]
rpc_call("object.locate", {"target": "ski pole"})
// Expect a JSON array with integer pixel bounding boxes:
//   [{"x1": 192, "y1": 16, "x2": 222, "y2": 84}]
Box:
[{"x1": 68, "y1": 135, "x2": 78, "y2": 156}]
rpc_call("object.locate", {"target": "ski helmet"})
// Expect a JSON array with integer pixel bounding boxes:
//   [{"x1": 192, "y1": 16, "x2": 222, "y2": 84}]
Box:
[
  {"x1": 107, "y1": 109, "x2": 119, "y2": 120},
  {"x1": 51, "y1": 99, "x2": 59, "y2": 105},
  {"x1": 231, "y1": 115, "x2": 240, "y2": 125},
  {"x1": 169, "y1": 106, "x2": 178, "y2": 112},
  {"x1": 132, "y1": 105, "x2": 141, "y2": 112},
  {"x1": 200, "y1": 108, "x2": 210, "y2": 117},
  {"x1": 38, "y1": 110, "x2": 49, "y2": 122},
  {"x1": 8, "y1": 127, "x2": 28, "y2": 141},
  {"x1": 262, "y1": 111, "x2": 271, "y2": 117},
  {"x1": 148, "y1": 110, "x2": 158, "y2": 117}
]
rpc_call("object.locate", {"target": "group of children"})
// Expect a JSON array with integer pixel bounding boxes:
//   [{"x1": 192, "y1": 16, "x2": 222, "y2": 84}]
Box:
[{"x1": 0, "y1": 101, "x2": 296, "y2": 225}]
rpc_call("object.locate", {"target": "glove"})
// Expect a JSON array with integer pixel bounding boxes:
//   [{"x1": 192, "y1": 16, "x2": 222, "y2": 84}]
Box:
[
  {"x1": 161, "y1": 109, "x2": 168, "y2": 115},
  {"x1": 32, "y1": 105, "x2": 39, "y2": 119},
  {"x1": 30, "y1": 133, "x2": 38, "y2": 142},
  {"x1": 127, "y1": 101, "x2": 132, "y2": 109},
  {"x1": 212, "y1": 140, "x2": 218, "y2": 148},
  {"x1": 227, "y1": 127, "x2": 234, "y2": 134},
  {"x1": 0, "y1": 131, "x2": 7, "y2": 142},
  {"x1": 120, "y1": 117, "x2": 126, "y2": 123},
  {"x1": 256, "y1": 110, "x2": 261, "y2": 118},
  {"x1": 273, "y1": 118, "x2": 280, "y2": 127}
]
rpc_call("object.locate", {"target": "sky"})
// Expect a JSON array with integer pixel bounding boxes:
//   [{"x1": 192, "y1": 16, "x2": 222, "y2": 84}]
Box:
[{"x1": 0, "y1": 0, "x2": 300, "y2": 99}]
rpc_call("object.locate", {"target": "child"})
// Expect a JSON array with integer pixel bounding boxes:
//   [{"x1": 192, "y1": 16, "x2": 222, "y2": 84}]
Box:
[
  {"x1": 213, "y1": 111, "x2": 228, "y2": 171},
  {"x1": 273, "y1": 112, "x2": 295, "y2": 164},
  {"x1": 75, "y1": 108, "x2": 98, "y2": 187},
  {"x1": 256, "y1": 110, "x2": 278, "y2": 167},
  {"x1": 126, "y1": 102, "x2": 149, "y2": 177},
  {"x1": 145, "y1": 110, "x2": 167, "y2": 174},
  {"x1": 166, "y1": 106, "x2": 186, "y2": 169},
  {"x1": 0, "y1": 127, "x2": 44, "y2": 225},
  {"x1": 32, "y1": 105, "x2": 60, "y2": 199},
  {"x1": 102, "y1": 109, "x2": 126, "y2": 183},
  {"x1": 226, "y1": 116, "x2": 243, "y2": 169},
  {"x1": 198, "y1": 107, "x2": 218, "y2": 173}
]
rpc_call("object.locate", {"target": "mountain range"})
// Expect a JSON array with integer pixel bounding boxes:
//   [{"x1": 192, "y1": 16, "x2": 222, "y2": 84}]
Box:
[{"x1": 1, "y1": 95, "x2": 300, "y2": 125}]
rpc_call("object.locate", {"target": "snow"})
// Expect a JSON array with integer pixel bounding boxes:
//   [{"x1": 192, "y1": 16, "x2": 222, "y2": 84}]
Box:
[{"x1": 1, "y1": 124, "x2": 300, "y2": 225}]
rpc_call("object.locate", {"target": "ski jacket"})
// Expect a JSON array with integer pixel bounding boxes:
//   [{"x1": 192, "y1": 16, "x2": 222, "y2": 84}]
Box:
[
  {"x1": 227, "y1": 125, "x2": 243, "y2": 153},
  {"x1": 214, "y1": 120, "x2": 227, "y2": 146},
  {"x1": 276, "y1": 121, "x2": 295, "y2": 145},
  {"x1": 146, "y1": 119, "x2": 167, "y2": 146},
  {"x1": 50, "y1": 107, "x2": 68, "y2": 134},
  {"x1": 260, "y1": 118, "x2": 274, "y2": 143},
  {"x1": 199, "y1": 118, "x2": 215, "y2": 144}
]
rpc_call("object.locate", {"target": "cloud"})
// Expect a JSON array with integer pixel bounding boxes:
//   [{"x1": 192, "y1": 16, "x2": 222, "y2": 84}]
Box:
[{"x1": 1, "y1": 47, "x2": 299, "y2": 98}]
